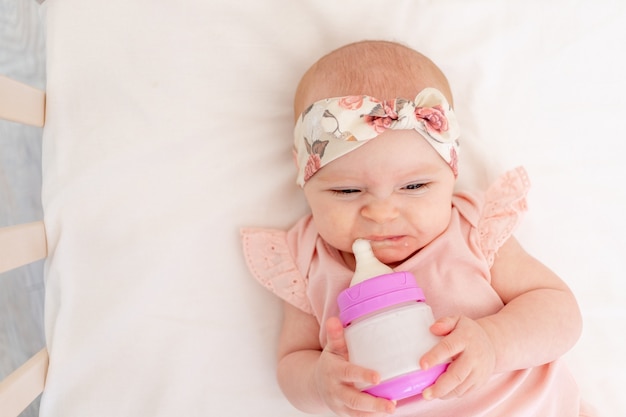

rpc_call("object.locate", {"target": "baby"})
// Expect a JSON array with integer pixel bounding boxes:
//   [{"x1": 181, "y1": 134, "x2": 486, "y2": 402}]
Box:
[{"x1": 242, "y1": 40, "x2": 590, "y2": 416}]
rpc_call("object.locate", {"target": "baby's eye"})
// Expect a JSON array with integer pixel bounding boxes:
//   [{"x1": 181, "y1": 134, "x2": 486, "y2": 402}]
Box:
[
  {"x1": 330, "y1": 188, "x2": 361, "y2": 195},
  {"x1": 403, "y1": 183, "x2": 425, "y2": 190}
]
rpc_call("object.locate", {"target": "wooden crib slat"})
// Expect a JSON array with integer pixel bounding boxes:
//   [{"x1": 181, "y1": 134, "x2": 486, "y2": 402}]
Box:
[
  {"x1": 0, "y1": 348, "x2": 48, "y2": 417},
  {"x1": 0, "y1": 75, "x2": 45, "y2": 127},
  {"x1": 0, "y1": 222, "x2": 47, "y2": 274}
]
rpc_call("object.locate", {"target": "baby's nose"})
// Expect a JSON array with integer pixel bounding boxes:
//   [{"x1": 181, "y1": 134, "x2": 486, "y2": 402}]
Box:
[{"x1": 360, "y1": 199, "x2": 399, "y2": 224}]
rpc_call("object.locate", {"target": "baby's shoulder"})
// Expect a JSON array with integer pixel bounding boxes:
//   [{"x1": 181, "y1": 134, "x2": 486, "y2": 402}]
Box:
[{"x1": 454, "y1": 167, "x2": 531, "y2": 266}]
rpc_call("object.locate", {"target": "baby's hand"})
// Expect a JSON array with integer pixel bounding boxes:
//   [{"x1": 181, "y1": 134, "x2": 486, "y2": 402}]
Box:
[
  {"x1": 419, "y1": 316, "x2": 496, "y2": 401},
  {"x1": 316, "y1": 317, "x2": 396, "y2": 416}
]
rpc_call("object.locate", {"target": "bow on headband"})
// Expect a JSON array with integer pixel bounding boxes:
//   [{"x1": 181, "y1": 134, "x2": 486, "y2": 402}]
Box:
[{"x1": 293, "y1": 87, "x2": 460, "y2": 187}]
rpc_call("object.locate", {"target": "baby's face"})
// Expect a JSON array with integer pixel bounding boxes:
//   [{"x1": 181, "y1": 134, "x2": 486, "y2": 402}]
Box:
[{"x1": 303, "y1": 129, "x2": 455, "y2": 269}]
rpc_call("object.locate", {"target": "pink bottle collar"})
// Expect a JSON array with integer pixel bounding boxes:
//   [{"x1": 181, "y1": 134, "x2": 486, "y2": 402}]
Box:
[{"x1": 337, "y1": 271, "x2": 425, "y2": 326}]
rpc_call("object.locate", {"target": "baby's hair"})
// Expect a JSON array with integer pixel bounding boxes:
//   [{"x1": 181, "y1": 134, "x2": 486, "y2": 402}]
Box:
[{"x1": 294, "y1": 40, "x2": 453, "y2": 119}]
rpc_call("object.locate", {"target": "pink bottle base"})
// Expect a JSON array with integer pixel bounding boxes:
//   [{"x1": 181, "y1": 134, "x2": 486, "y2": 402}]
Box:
[{"x1": 364, "y1": 363, "x2": 449, "y2": 401}]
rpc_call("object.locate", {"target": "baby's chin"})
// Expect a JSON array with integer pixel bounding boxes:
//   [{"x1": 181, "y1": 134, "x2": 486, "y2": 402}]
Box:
[{"x1": 373, "y1": 253, "x2": 413, "y2": 269}]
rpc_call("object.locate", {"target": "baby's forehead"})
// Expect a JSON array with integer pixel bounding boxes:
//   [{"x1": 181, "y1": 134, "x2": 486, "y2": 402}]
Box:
[{"x1": 307, "y1": 130, "x2": 450, "y2": 187}]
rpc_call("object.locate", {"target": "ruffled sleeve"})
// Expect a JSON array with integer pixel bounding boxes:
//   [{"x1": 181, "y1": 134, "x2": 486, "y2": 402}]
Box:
[
  {"x1": 240, "y1": 227, "x2": 314, "y2": 315},
  {"x1": 478, "y1": 166, "x2": 531, "y2": 267}
]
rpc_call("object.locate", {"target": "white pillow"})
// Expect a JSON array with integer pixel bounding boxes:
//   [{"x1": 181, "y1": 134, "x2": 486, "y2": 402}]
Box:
[{"x1": 40, "y1": 1, "x2": 625, "y2": 416}]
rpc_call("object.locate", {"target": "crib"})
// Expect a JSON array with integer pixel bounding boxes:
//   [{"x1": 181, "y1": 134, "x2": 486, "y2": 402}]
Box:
[{"x1": 1, "y1": 1, "x2": 625, "y2": 416}]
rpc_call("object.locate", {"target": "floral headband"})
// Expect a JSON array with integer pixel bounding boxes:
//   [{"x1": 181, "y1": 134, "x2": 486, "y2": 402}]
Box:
[{"x1": 293, "y1": 87, "x2": 460, "y2": 187}]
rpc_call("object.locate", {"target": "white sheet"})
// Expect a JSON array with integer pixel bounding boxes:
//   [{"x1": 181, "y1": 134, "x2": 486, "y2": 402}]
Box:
[{"x1": 40, "y1": 1, "x2": 626, "y2": 416}]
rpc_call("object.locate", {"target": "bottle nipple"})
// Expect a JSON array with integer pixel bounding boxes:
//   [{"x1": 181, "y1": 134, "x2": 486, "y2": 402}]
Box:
[{"x1": 350, "y1": 239, "x2": 394, "y2": 286}]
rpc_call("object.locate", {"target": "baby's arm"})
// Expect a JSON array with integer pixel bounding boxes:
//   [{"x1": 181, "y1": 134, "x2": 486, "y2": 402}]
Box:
[
  {"x1": 420, "y1": 236, "x2": 582, "y2": 400},
  {"x1": 276, "y1": 302, "x2": 395, "y2": 416}
]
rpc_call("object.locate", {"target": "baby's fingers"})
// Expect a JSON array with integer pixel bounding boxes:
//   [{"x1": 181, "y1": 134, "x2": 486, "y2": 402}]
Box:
[
  {"x1": 339, "y1": 361, "x2": 381, "y2": 387},
  {"x1": 357, "y1": 397, "x2": 397, "y2": 416},
  {"x1": 337, "y1": 389, "x2": 396, "y2": 416},
  {"x1": 318, "y1": 345, "x2": 380, "y2": 387},
  {"x1": 319, "y1": 361, "x2": 394, "y2": 416},
  {"x1": 429, "y1": 316, "x2": 458, "y2": 336},
  {"x1": 325, "y1": 316, "x2": 349, "y2": 359},
  {"x1": 422, "y1": 358, "x2": 473, "y2": 400},
  {"x1": 421, "y1": 319, "x2": 464, "y2": 371}
]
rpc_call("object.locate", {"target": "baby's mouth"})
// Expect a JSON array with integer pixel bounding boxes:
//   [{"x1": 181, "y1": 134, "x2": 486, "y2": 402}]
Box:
[{"x1": 367, "y1": 236, "x2": 409, "y2": 247}]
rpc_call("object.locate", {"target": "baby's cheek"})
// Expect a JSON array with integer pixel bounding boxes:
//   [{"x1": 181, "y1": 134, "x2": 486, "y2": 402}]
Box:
[{"x1": 313, "y1": 216, "x2": 348, "y2": 246}]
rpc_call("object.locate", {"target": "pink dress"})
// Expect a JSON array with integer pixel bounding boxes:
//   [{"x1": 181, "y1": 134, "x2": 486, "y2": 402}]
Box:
[{"x1": 241, "y1": 167, "x2": 591, "y2": 417}]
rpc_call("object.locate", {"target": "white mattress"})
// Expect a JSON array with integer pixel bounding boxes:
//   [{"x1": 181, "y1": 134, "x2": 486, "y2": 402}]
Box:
[{"x1": 39, "y1": 1, "x2": 626, "y2": 416}]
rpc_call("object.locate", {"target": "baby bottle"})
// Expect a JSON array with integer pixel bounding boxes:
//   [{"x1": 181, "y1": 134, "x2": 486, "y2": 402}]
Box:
[{"x1": 336, "y1": 239, "x2": 448, "y2": 401}]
